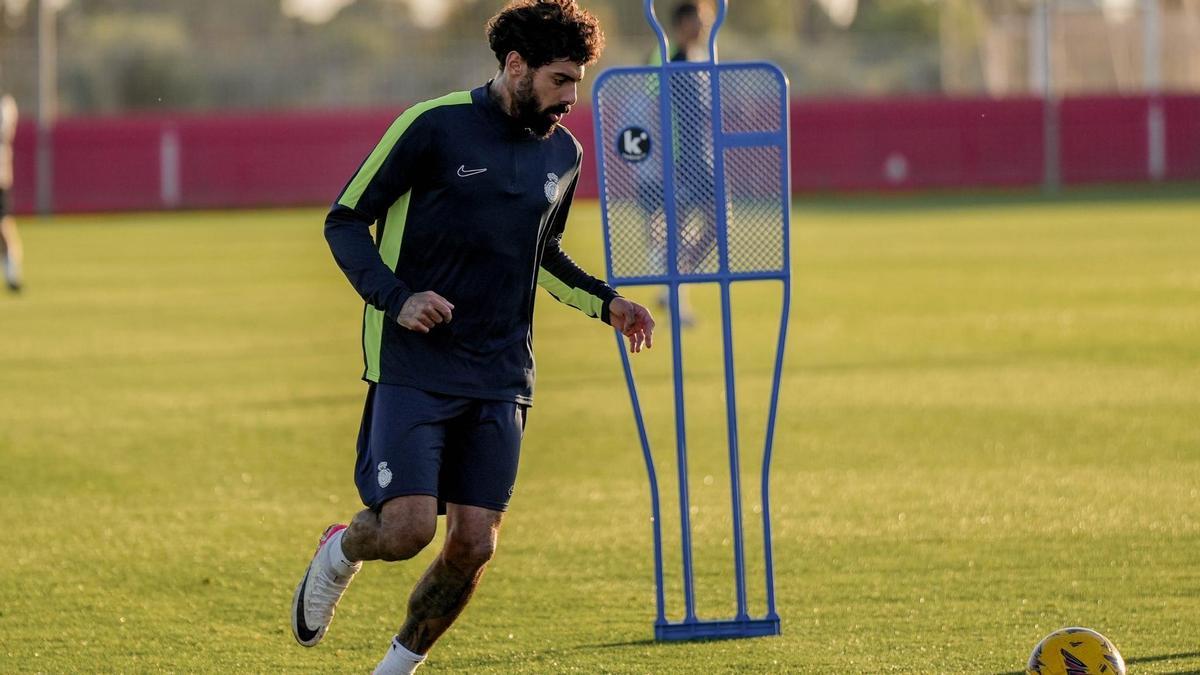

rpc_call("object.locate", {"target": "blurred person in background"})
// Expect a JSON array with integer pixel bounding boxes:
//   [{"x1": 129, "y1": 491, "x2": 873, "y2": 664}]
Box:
[
  {"x1": 649, "y1": 0, "x2": 712, "y2": 65},
  {"x1": 0, "y1": 82, "x2": 21, "y2": 294},
  {"x1": 290, "y1": 2, "x2": 654, "y2": 674},
  {"x1": 644, "y1": 0, "x2": 715, "y2": 325}
]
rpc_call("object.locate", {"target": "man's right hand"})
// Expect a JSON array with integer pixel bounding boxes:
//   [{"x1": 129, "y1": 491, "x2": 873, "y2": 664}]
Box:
[{"x1": 396, "y1": 291, "x2": 454, "y2": 333}]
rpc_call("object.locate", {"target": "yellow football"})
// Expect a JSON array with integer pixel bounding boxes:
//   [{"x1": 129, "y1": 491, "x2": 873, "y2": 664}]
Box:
[{"x1": 1027, "y1": 627, "x2": 1126, "y2": 675}]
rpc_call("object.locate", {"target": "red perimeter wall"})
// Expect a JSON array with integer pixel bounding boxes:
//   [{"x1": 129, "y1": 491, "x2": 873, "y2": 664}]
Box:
[{"x1": 8, "y1": 94, "x2": 1199, "y2": 215}]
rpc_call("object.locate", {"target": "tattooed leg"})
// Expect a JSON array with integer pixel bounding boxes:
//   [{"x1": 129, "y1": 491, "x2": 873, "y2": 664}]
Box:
[{"x1": 396, "y1": 503, "x2": 503, "y2": 654}]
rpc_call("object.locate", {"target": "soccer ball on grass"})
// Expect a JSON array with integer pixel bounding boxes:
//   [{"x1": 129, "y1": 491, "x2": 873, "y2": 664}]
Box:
[{"x1": 1026, "y1": 627, "x2": 1125, "y2": 675}]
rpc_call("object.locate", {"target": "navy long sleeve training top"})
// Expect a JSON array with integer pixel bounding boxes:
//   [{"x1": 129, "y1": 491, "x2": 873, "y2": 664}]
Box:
[{"x1": 324, "y1": 83, "x2": 618, "y2": 405}]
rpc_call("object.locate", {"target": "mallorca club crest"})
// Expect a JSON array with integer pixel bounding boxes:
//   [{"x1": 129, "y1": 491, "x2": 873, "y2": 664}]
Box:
[
  {"x1": 544, "y1": 172, "x2": 560, "y2": 203},
  {"x1": 377, "y1": 462, "x2": 392, "y2": 488}
]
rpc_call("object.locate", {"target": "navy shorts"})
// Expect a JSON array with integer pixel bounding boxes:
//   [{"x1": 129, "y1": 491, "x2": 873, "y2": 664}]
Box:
[{"x1": 354, "y1": 383, "x2": 527, "y2": 514}]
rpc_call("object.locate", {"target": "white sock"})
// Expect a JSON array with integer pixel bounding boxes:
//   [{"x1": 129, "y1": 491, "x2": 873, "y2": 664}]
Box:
[
  {"x1": 325, "y1": 528, "x2": 359, "y2": 577},
  {"x1": 373, "y1": 636, "x2": 426, "y2": 675}
]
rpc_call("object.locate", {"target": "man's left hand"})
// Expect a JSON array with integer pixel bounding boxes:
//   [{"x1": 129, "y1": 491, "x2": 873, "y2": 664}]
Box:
[{"x1": 608, "y1": 297, "x2": 655, "y2": 354}]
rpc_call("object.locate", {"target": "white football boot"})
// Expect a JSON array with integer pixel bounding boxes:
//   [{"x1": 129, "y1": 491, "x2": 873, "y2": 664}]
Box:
[{"x1": 291, "y1": 523, "x2": 361, "y2": 647}]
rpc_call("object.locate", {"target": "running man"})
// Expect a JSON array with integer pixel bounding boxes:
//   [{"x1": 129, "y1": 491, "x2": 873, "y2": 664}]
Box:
[{"x1": 290, "y1": 2, "x2": 654, "y2": 673}]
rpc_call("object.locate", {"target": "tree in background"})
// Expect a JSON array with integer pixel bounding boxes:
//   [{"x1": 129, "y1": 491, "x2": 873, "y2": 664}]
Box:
[{"x1": 10, "y1": 0, "x2": 1197, "y2": 115}]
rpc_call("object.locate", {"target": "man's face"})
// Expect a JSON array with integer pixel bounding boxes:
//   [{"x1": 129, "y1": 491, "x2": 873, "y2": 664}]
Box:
[
  {"x1": 676, "y1": 14, "x2": 700, "y2": 44},
  {"x1": 513, "y1": 58, "x2": 583, "y2": 139},
  {"x1": 676, "y1": 14, "x2": 703, "y2": 44}
]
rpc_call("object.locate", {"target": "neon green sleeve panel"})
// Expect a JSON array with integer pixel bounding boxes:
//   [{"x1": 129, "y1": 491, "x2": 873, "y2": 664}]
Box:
[
  {"x1": 338, "y1": 90, "x2": 471, "y2": 211},
  {"x1": 363, "y1": 190, "x2": 412, "y2": 382},
  {"x1": 644, "y1": 49, "x2": 664, "y2": 97},
  {"x1": 341, "y1": 90, "x2": 470, "y2": 382},
  {"x1": 538, "y1": 267, "x2": 605, "y2": 319}
]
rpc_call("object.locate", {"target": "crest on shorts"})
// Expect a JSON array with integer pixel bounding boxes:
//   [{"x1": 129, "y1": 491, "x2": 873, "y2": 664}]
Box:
[
  {"x1": 377, "y1": 461, "x2": 392, "y2": 488},
  {"x1": 544, "y1": 173, "x2": 560, "y2": 203}
]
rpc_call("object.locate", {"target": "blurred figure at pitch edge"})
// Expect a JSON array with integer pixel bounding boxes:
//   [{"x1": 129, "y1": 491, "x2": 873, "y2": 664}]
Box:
[
  {"x1": 0, "y1": 82, "x2": 22, "y2": 293},
  {"x1": 289, "y1": 2, "x2": 654, "y2": 674},
  {"x1": 644, "y1": 1, "x2": 716, "y2": 326},
  {"x1": 648, "y1": 0, "x2": 713, "y2": 65}
]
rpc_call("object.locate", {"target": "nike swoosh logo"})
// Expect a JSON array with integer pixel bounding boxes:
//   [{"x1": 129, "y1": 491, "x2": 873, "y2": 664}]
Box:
[
  {"x1": 457, "y1": 165, "x2": 488, "y2": 178},
  {"x1": 293, "y1": 568, "x2": 320, "y2": 644}
]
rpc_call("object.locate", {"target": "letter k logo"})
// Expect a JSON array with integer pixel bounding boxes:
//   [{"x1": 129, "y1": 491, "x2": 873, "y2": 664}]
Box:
[
  {"x1": 617, "y1": 126, "x2": 652, "y2": 162},
  {"x1": 623, "y1": 130, "x2": 648, "y2": 156}
]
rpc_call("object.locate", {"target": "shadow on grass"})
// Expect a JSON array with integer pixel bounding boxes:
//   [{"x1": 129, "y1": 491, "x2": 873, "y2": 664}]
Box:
[
  {"x1": 994, "y1": 651, "x2": 1200, "y2": 675},
  {"x1": 1126, "y1": 651, "x2": 1200, "y2": 665},
  {"x1": 1127, "y1": 650, "x2": 1200, "y2": 675},
  {"x1": 449, "y1": 636, "x2": 745, "y2": 669},
  {"x1": 575, "y1": 639, "x2": 659, "y2": 649}
]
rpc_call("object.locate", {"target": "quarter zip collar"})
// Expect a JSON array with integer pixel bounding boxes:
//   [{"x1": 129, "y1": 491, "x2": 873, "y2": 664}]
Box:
[{"x1": 475, "y1": 81, "x2": 537, "y2": 141}]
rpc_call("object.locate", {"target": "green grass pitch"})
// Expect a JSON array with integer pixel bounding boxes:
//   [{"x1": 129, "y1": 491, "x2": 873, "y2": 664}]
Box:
[{"x1": 2, "y1": 188, "x2": 1198, "y2": 673}]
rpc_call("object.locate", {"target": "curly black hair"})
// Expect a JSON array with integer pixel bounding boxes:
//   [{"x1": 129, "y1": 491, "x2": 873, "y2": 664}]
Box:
[
  {"x1": 672, "y1": 2, "x2": 701, "y2": 27},
  {"x1": 486, "y1": 0, "x2": 606, "y2": 69}
]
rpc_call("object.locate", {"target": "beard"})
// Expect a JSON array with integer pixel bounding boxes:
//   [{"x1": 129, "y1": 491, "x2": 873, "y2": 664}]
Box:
[{"x1": 513, "y1": 73, "x2": 569, "y2": 139}]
